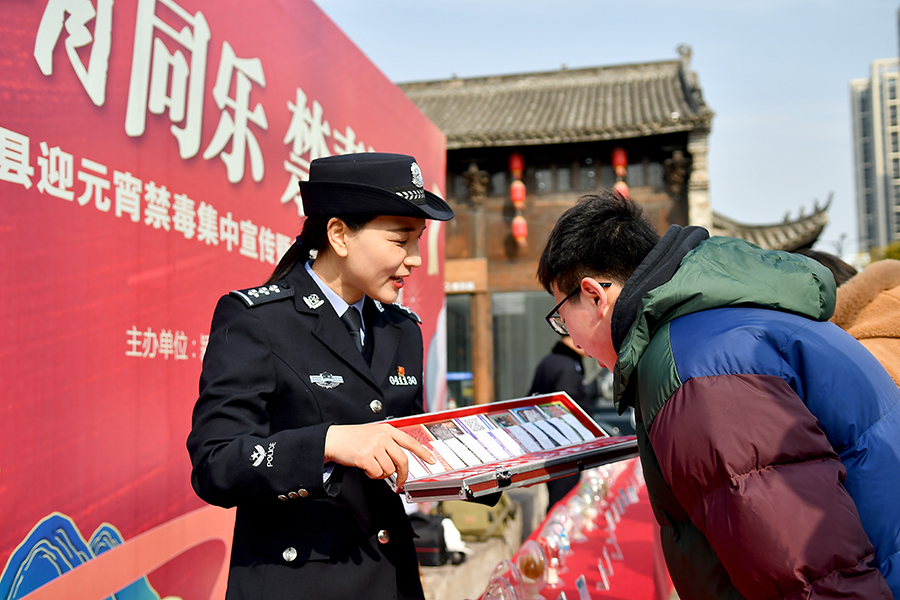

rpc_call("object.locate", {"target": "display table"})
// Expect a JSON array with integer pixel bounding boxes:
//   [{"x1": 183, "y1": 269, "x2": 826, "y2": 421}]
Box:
[{"x1": 517, "y1": 458, "x2": 674, "y2": 600}]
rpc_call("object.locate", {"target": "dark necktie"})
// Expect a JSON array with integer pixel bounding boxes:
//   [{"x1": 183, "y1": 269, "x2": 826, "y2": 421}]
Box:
[{"x1": 341, "y1": 308, "x2": 364, "y2": 354}]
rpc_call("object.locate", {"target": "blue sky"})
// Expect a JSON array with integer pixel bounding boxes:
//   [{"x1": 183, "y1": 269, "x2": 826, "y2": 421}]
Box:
[{"x1": 314, "y1": 0, "x2": 899, "y2": 258}]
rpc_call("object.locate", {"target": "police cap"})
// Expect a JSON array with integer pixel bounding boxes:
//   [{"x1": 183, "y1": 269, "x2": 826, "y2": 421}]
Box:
[{"x1": 299, "y1": 153, "x2": 454, "y2": 221}]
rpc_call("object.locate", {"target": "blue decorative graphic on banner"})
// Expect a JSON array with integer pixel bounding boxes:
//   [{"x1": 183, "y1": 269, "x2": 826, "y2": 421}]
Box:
[{"x1": 0, "y1": 513, "x2": 161, "y2": 600}]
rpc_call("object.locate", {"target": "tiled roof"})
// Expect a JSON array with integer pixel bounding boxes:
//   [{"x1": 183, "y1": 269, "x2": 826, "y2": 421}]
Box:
[
  {"x1": 398, "y1": 60, "x2": 713, "y2": 149},
  {"x1": 710, "y1": 197, "x2": 831, "y2": 252}
]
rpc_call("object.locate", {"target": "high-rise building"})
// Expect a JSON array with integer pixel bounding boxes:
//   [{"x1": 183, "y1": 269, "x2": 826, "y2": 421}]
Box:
[{"x1": 851, "y1": 56, "x2": 900, "y2": 252}]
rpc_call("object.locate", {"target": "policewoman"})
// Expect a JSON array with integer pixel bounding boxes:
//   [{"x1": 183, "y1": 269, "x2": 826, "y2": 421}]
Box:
[{"x1": 187, "y1": 153, "x2": 453, "y2": 600}]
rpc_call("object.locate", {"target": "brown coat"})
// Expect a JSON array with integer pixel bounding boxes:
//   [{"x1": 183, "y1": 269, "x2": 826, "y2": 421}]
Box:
[{"x1": 831, "y1": 259, "x2": 900, "y2": 388}]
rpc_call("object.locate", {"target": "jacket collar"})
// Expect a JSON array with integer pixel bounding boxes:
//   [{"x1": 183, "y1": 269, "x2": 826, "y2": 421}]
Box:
[
  {"x1": 284, "y1": 264, "x2": 403, "y2": 390},
  {"x1": 611, "y1": 225, "x2": 709, "y2": 354}
]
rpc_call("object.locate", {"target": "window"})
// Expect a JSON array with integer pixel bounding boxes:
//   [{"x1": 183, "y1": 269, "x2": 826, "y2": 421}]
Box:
[
  {"x1": 894, "y1": 199, "x2": 900, "y2": 237},
  {"x1": 599, "y1": 165, "x2": 615, "y2": 188},
  {"x1": 452, "y1": 174, "x2": 467, "y2": 199},
  {"x1": 648, "y1": 162, "x2": 664, "y2": 187},
  {"x1": 446, "y1": 295, "x2": 473, "y2": 408},
  {"x1": 864, "y1": 141, "x2": 872, "y2": 163},
  {"x1": 557, "y1": 167, "x2": 572, "y2": 193},
  {"x1": 578, "y1": 158, "x2": 596, "y2": 191},
  {"x1": 491, "y1": 292, "x2": 562, "y2": 402},
  {"x1": 627, "y1": 163, "x2": 645, "y2": 187},
  {"x1": 890, "y1": 105, "x2": 897, "y2": 127},
  {"x1": 890, "y1": 79, "x2": 897, "y2": 101},
  {"x1": 892, "y1": 133, "x2": 898, "y2": 154},
  {"x1": 534, "y1": 168, "x2": 552, "y2": 194},
  {"x1": 893, "y1": 158, "x2": 899, "y2": 180},
  {"x1": 865, "y1": 167, "x2": 873, "y2": 189},
  {"x1": 862, "y1": 115, "x2": 870, "y2": 133},
  {"x1": 866, "y1": 191, "x2": 875, "y2": 213},
  {"x1": 490, "y1": 171, "x2": 507, "y2": 196},
  {"x1": 860, "y1": 90, "x2": 870, "y2": 112}
]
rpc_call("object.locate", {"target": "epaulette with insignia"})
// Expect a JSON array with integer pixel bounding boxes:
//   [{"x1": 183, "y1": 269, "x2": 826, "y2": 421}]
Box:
[
  {"x1": 385, "y1": 301, "x2": 421, "y2": 323},
  {"x1": 230, "y1": 283, "x2": 294, "y2": 307}
]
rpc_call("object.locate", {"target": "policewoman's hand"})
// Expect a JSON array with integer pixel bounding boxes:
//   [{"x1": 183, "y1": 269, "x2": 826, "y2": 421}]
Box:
[{"x1": 324, "y1": 423, "x2": 436, "y2": 487}]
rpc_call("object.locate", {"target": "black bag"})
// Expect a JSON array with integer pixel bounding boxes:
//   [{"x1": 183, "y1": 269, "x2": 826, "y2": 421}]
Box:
[{"x1": 409, "y1": 512, "x2": 449, "y2": 567}]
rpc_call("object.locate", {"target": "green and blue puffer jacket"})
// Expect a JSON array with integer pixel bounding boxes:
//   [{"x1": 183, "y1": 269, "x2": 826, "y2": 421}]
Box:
[{"x1": 612, "y1": 225, "x2": 900, "y2": 600}]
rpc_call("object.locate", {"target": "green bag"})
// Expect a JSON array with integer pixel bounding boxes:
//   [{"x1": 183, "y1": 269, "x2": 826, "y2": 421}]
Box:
[{"x1": 438, "y1": 493, "x2": 517, "y2": 541}]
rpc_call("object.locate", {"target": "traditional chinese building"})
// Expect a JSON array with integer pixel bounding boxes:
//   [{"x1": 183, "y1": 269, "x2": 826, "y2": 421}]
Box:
[{"x1": 399, "y1": 47, "x2": 829, "y2": 407}]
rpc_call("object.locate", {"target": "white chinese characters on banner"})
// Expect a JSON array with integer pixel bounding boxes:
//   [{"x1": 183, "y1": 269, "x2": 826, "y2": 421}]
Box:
[
  {"x1": 238, "y1": 220, "x2": 259, "y2": 259},
  {"x1": 172, "y1": 193, "x2": 197, "y2": 239},
  {"x1": 144, "y1": 182, "x2": 172, "y2": 230},
  {"x1": 281, "y1": 87, "x2": 375, "y2": 215},
  {"x1": 77, "y1": 159, "x2": 111, "y2": 211},
  {"x1": 125, "y1": 0, "x2": 211, "y2": 160},
  {"x1": 34, "y1": 0, "x2": 113, "y2": 107},
  {"x1": 203, "y1": 41, "x2": 268, "y2": 184},
  {"x1": 114, "y1": 171, "x2": 143, "y2": 223},
  {"x1": 36, "y1": 142, "x2": 75, "y2": 201},
  {"x1": 0, "y1": 127, "x2": 35, "y2": 189},
  {"x1": 126, "y1": 327, "x2": 193, "y2": 360},
  {"x1": 281, "y1": 87, "x2": 331, "y2": 212},
  {"x1": 197, "y1": 202, "x2": 219, "y2": 246},
  {"x1": 29, "y1": 2, "x2": 386, "y2": 213},
  {"x1": 220, "y1": 212, "x2": 239, "y2": 252},
  {"x1": 4, "y1": 124, "x2": 293, "y2": 267}
]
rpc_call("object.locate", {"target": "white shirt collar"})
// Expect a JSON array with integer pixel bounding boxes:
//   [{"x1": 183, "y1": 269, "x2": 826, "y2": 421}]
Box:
[{"x1": 304, "y1": 261, "x2": 366, "y2": 337}]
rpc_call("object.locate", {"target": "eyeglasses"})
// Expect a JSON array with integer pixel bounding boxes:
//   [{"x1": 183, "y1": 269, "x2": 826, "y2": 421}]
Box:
[{"x1": 545, "y1": 282, "x2": 612, "y2": 336}]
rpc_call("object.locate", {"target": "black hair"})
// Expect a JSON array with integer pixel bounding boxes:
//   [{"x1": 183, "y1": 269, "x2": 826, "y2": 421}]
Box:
[
  {"x1": 794, "y1": 248, "x2": 858, "y2": 287},
  {"x1": 537, "y1": 190, "x2": 660, "y2": 293},
  {"x1": 265, "y1": 214, "x2": 374, "y2": 285}
]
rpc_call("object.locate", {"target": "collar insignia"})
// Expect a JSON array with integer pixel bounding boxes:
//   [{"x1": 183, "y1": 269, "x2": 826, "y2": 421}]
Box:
[
  {"x1": 310, "y1": 372, "x2": 344, "y2": 389},
  {"x1": 303, "y1": 293, "x2": 324, "y2": 309}
]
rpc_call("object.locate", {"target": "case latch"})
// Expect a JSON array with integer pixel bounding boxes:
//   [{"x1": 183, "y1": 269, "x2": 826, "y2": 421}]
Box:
[{"x1": 494, "y1": 467, "x2": 513, "y2": 488}]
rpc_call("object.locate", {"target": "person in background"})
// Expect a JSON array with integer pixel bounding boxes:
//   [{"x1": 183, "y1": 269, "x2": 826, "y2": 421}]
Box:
[
  {"x1": 794, "y1": 247, "x2": 858, "y2": 286},
  {"x1": 831, "y1": 258, "x2": 900, "y2": 387},
  {"x1": 187, "y1": 153, "x2": 453, "y2": 600},
  {"x1": 796, "y1": 248, "x2": 900, "y2": 388},
  {"x1": 528, "y1": 335, "x2": 592, "y2": 509},
  {"x1": 537, "y1": 191, "x2": 899, "y2": 599}
]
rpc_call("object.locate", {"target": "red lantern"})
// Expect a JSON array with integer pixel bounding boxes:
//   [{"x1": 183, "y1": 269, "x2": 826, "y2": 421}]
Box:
[
  {"x1": 509, "y1": 152, "x2": 524, "y2": 178},
  {"x1": 512, "y1": 215, "x2": 528, "y2": 246},
  {"x1": 510, "y1": 179, "x2": 526, "y2": 207},
  {"x1": 613, "y1": 180, "x2": 629, "y2": 199},
  {"x1": 611, "y1": 147, "x2": 627, "y2": 169}
]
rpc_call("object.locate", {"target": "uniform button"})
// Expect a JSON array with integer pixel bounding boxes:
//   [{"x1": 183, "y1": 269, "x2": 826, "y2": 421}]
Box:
[
  {"x1": 277, "y1": 494, "x2": 289, "y2": 501},
  {"x1": 297, "y1": 488, "x2": 309, "y2": 498},
  {"x1": 287, "y1": 491, "x2": 299, "y2": 499},
  {"x1": 283, "y1": 547, "x2": 298, "y2": 562},
  {"x1": 377, "y1": 529, "x2": 390, "y2": 544},
  {"x1": 369, "y1": 399, "x2": 383, "y2": 414}
]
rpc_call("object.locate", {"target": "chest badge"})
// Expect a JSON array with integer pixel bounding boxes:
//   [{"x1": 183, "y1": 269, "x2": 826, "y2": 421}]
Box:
[
  {"x1": 310, "y1": 372, "x2": 344, "y2": 389},
  {"x1": 389, "y1": 366, "x2": 417, "y2": 387},
  {"x1": 303, "y1": 294, "x2": 324, "y2": 309}
]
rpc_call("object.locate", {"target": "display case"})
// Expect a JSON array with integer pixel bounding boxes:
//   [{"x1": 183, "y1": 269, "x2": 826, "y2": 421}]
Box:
[{"x1": 386, "y1": 392, "x2": 639, "y2": 502}]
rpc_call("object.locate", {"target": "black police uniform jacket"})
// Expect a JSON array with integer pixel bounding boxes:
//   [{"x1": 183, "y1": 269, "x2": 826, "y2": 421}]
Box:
[{"x1": 187, "y1": 262, "x2": 427, "y2": 600}]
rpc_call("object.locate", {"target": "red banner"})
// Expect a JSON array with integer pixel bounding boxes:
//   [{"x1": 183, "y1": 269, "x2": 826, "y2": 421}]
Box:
[{"x1": 0, "y1": 1, "x2": 447, "y2": 598}]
